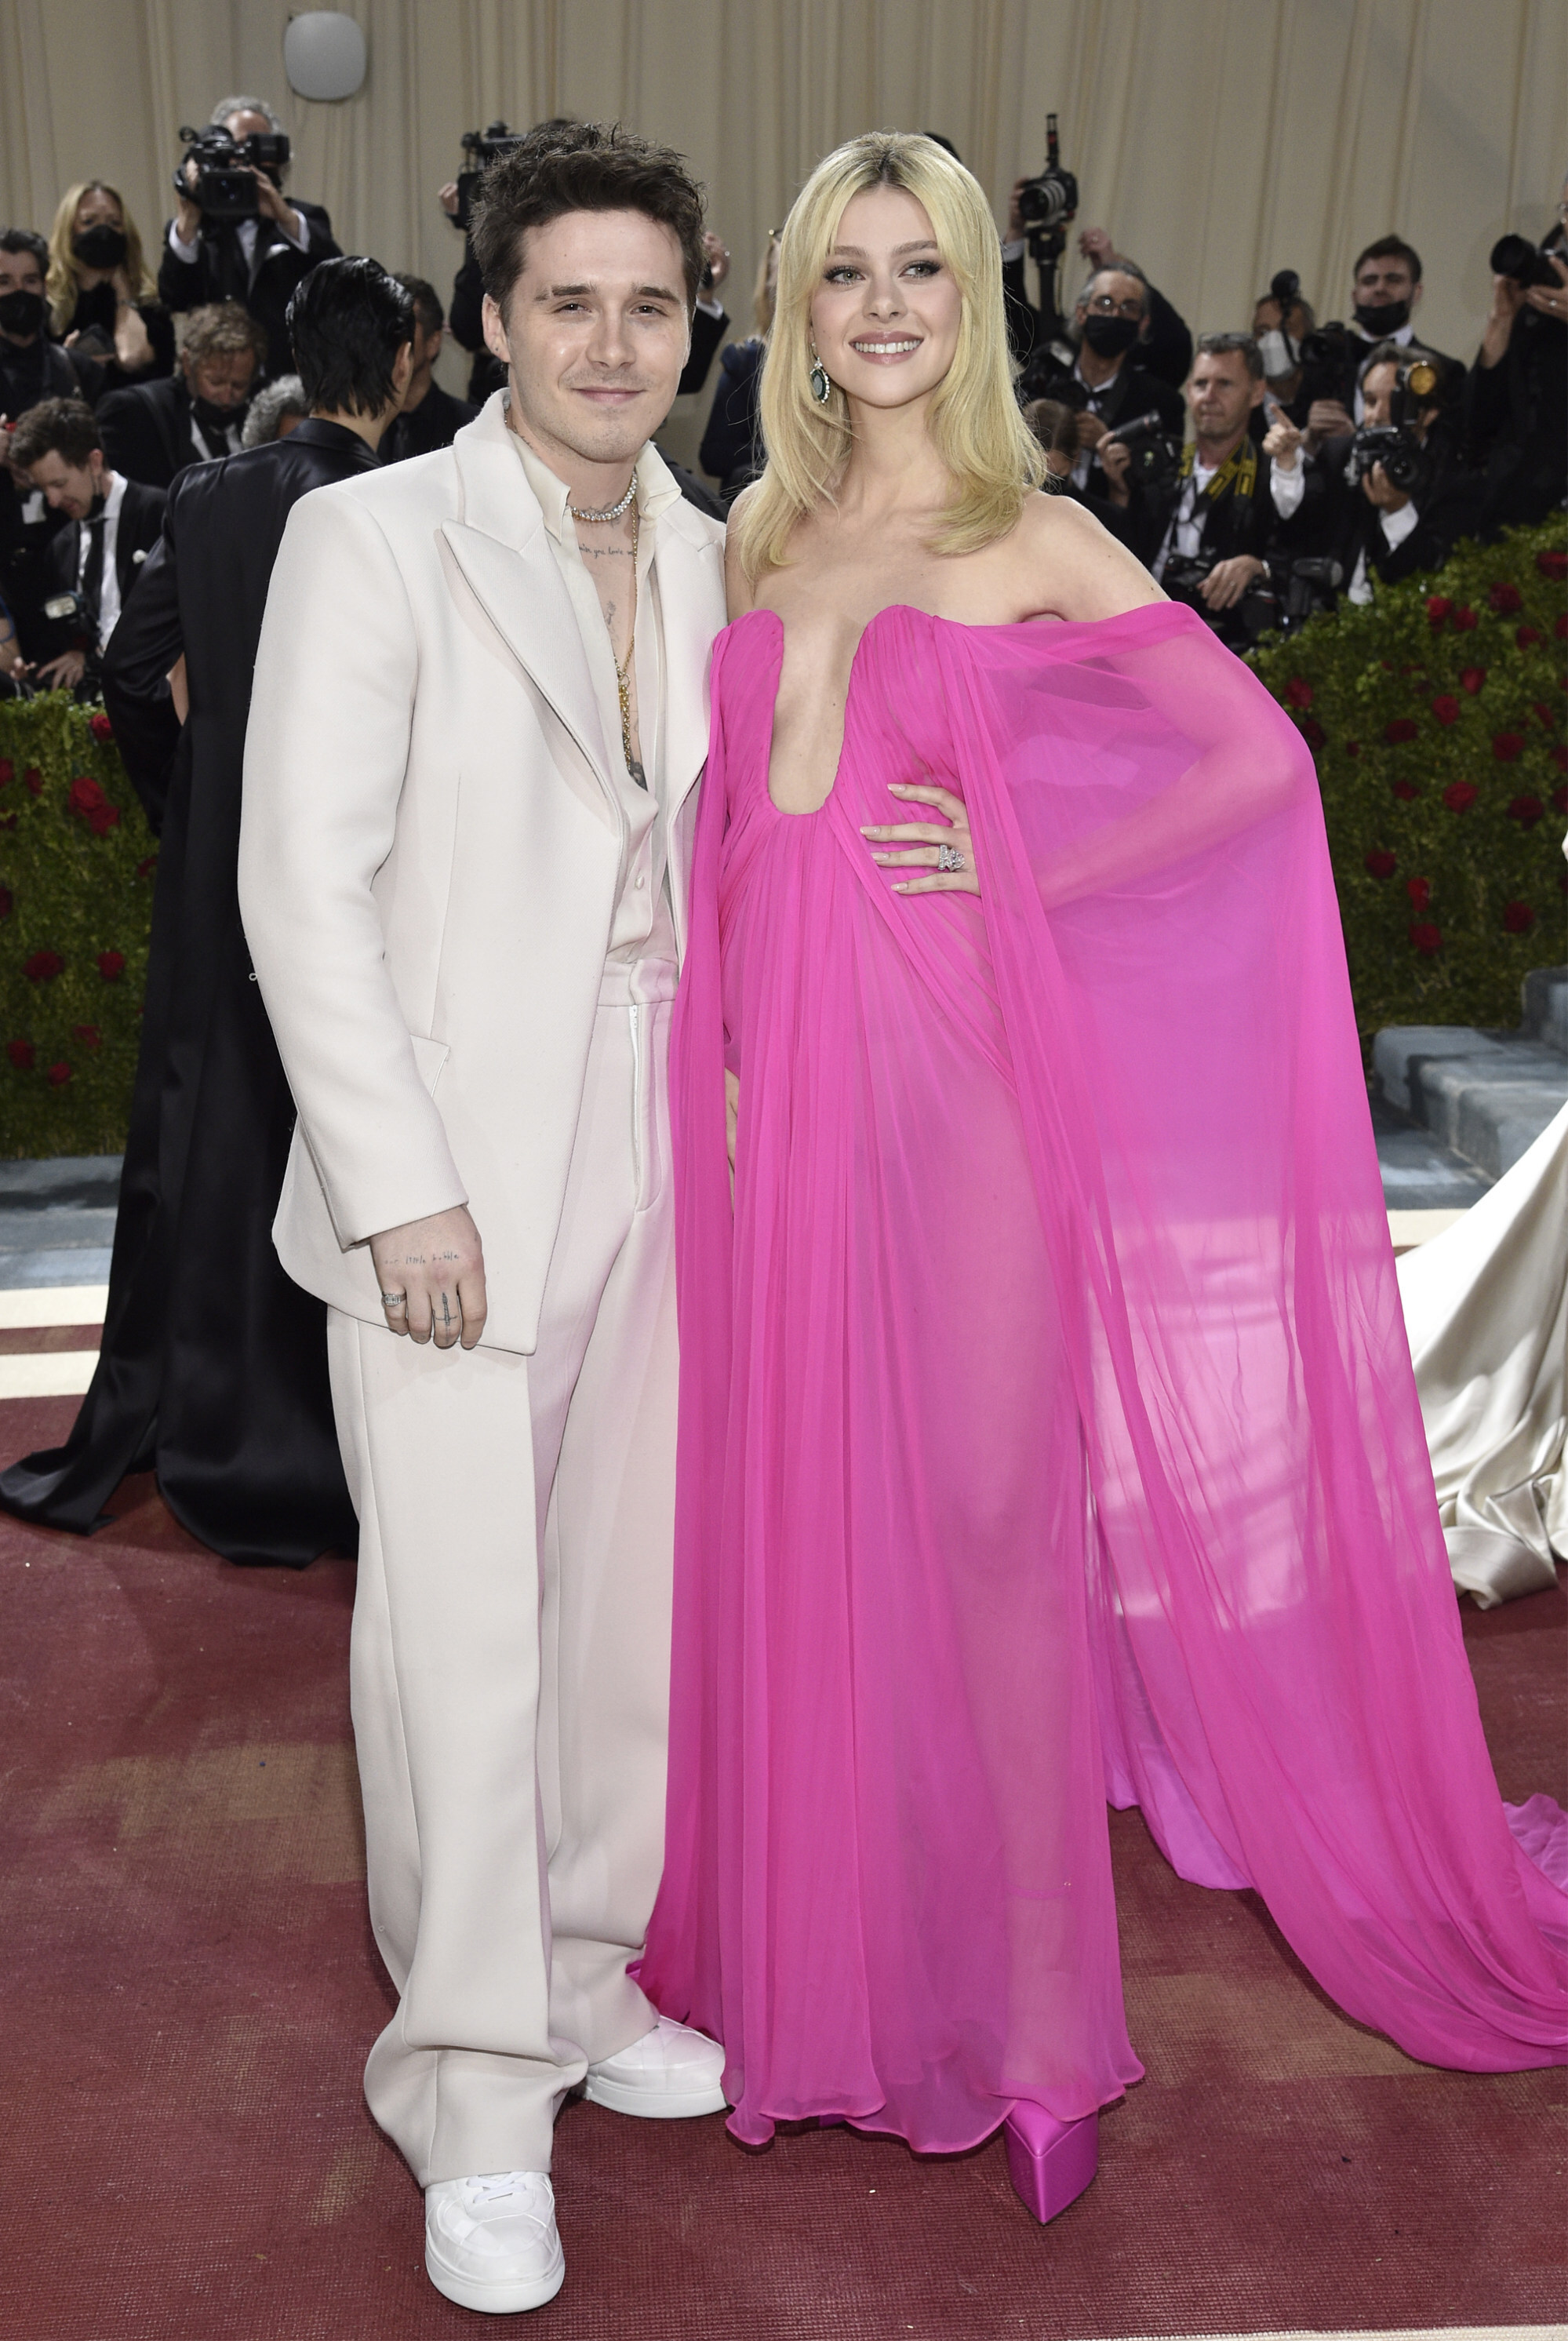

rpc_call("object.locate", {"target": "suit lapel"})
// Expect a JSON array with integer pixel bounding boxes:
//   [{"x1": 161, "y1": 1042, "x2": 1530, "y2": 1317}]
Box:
[
  {"x1": 654, "y1": 510, "x2": 726, "y2": 832},
  {"x1": 445, "y1": 407, "x2": 613, "y2": 786}
]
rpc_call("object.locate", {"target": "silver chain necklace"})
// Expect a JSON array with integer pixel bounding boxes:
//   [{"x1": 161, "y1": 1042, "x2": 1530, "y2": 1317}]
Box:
[{"x1": 568, "y1": 477, "x2": 637, "y2": 523}]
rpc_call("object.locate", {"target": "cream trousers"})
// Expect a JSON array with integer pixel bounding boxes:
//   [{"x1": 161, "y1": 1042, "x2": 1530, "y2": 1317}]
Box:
[{"x1": 327, "y1": 991, "x2": 678, "y2": 2183}]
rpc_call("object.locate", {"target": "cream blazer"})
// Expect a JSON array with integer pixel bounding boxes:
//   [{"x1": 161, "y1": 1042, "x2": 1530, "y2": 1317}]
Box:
[{"x1": 238, "y1": 396, "x2": 727, "y2": 1354}]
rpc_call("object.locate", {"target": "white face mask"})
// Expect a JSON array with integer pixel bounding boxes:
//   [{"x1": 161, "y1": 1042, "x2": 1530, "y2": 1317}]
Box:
[{"x1": 1257, "y1": 327, "x2": 1297, "y2": 380}]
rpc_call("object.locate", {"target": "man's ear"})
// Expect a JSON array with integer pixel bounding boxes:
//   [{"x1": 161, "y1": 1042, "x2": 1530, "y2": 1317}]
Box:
[
  {"x1": 1410, "y1": 281, "x2": 1423, "y2": 311},
  {"x1": 481, "y1": 291, "x2": 511, "y2": 367},
  {"x1": 1248, "y1": 374, "x2": 1266, "y2": 409}
]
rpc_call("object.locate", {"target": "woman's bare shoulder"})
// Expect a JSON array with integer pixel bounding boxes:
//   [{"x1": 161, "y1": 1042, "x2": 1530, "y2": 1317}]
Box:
[{"x1": 1006, "y1": 490, "x2": 1165, "y2": 624}]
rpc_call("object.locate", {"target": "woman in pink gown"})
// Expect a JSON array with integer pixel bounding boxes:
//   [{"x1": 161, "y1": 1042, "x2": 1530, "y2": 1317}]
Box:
[{"x1": 639, "y1": 135, "x2": 1567, "y2": 2212}]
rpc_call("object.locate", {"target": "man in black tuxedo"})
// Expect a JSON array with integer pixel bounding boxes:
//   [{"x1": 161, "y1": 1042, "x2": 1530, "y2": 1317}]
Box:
[
  {"x1": 0, "y1": 230, "x2": 89, "y2": 659},
  {"x1": 0, "y1": 259, "x2": 415, "y2": 1571},
  {"x1": 1005, "y1": 204, "x2": 1193, "y2": 391},
  {"x1": 9, "y1": 395, "x2": 165, "y2": 692},
  {"x1": 1293, "y1": 237, "x2": 1461, "y2": 450},
  {"x1": 1282, "y1": 343, "x2": 1487, "y2": 606},
  {"x1": 378, "y1": 275, "x2": 476, "y2": 464},
  {"x1": 158, "y1": 95, "x2": 340, "y2": 380},
  {"x1": 97, "y1": 301, "x2": 267, "y2": 492},
  {"x1": 1016, "y1": 263, "x2": 1185, "y2": 527}
]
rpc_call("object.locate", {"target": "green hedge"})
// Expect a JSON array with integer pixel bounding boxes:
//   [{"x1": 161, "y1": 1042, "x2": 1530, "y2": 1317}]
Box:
[
  {"x1": 0, "y1": 694, "x2": 157, "y2": 1159},
  {"x1": 2, "y1": 522, "x2": 1564, "y2": 1158},
  {"x1": 1247, "y1": 518, "x2": 1566, "y2": 1044}
]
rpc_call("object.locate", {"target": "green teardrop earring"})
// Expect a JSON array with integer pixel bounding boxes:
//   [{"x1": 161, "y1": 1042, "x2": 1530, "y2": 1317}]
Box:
[{"x1": 809, "y1": 345, "x2": 831, "y2": 404}]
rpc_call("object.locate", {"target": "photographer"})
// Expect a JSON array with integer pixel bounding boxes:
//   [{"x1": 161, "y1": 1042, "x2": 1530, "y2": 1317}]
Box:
[
  {"x1": 9, "y1": 395, "x2": 166, "y2": 692},
  {"x1": 1018, "y1": 263, "x2": 1184, "y2": 520},
  {"x1": 378, "y1": 275, "x2": 475, "y2": 464},
  {"x1": 1295, "y1": 237, "x2": 1458, "y2": 448},
  {"x1": 1464, "y1": 178, "x2": 1567, "y2": 529},
  {"x1": 1295, "y1": 344, "x2": 1486, "y2": 605},
  {"x1": 160, "y1": 96, "x2": 340, "y2": 378},
  {"x1": 46, "y1": 181, "x2": 174, "y2": 395},
  {"x1": 1006, "y1": 208, "x2": 1192, "y2": 390},
  {"x1": 97, "y1": 301, "x2": 267, "y2": 490},
  {"x1": 1115, "y1": 334, "x2": 1297, "y2": 646}
]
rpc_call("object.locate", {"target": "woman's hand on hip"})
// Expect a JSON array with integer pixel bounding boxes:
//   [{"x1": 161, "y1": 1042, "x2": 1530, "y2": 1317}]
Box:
[
  {"x1": 862, "y1": 782, "x2": 980, "y2": 896},
  {"x1": 369, "y1": 1204, "x2": 487, "y2": 1350}
]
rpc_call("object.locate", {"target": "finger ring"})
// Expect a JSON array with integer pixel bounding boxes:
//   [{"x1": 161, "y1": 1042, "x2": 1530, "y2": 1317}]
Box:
[
  {"x1": 937, "y1": 843, "x2": 966, "y2": 872},
  {"x1": 380, "y1": 1290, "x2": 407, "y2": 1309}
]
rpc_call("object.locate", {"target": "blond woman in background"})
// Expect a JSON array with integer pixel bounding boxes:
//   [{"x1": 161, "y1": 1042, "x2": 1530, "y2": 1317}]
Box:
[{"x1": 46, "y1": 180, "x2": 173, "y2": 391}]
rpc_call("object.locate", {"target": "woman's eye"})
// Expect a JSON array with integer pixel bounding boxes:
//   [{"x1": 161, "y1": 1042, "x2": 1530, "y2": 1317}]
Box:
[
  {"x1": 824, "y1": 266, "x2": 860, "y2": 285},
  {"x1": 905, "y1": 261, "x2": 940, "y2": 279}
]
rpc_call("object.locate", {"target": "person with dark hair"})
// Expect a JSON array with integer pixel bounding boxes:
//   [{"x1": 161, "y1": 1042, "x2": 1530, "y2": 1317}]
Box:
[
  {"x1": 1006, "y1": 212, "x2": 1193, "y2": 390},
  {"x1": 377, "y1": 274, "x2": 476, "y2": 464},
  {"x1": 1464, "y1": 174, "x2": 1568, "y2": 529},
  {"x1": 97, "y1": 300, "x2": 268, "y2": 490},
  {"x1": 0, "y1": 230, "x2": 90, "y2": 663},
  {"x1": 238, "y1": 123, "x2": 729, "y2": 2317},
  {"x1": 10, "y1": 395, "x2": 165, "y2": 690},
  {"x1": 1297, "y1": 235, "x2": 1461, "y2": 448},
  {"x1": 158, "y1": 93, "x2": 340, "y2": 377},
  {"x1": 0, "y1": 257, "x2": 415, "y2": 1580}
]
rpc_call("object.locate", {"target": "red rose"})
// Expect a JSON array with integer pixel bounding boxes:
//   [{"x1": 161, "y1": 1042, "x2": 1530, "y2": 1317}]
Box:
[
  {"x1": 1551, "y1": 785, "x2": 1568, "y2": 814},
  {"x1": 1502, "y1": 901, "x2": 1536, "y2": 934},
  {"x1": 1451, "y1": 606, "x2": 1478, "y2": 632},
  {"x1": 1384, "y1": 716, "x2": 1420, "y2": 743},
  {"x1": 1283, "y1": 676, "x2": 1313, "y2": 708},
  {"x1": 5, "y1": 1039, "x2": 34, "y2": 1071},
  {"x1": 1431, "y1": 694, "x2": 1461, "y2": 725},
  {"x1": 1492, "y1": 732, "x2": 1525, "y2": 760},
  {"x1": 0, "y1": 883, "x2": 10, "y2": 918},
  {"x1": 1533, "y1": 701, "x2": 1558, "y2": 729},
  {"x1": 1300, "y1": 716, "x2": 1326, "y2": 752},
  {"x1": 88, "y1": 711, "x2": 114, "y2": 742},
  {"x1": 1442, "y1": 781, "x2": 1478, "y2": 812},
  {"x1": 1459, "y1": 667, "x2": 1486, "y2": 694},
  {"x1": 96, "y1": 948, "x2": 126, "y2": 981},
  {"x1": 1425, "y1": 595, "x2": 1451, "y2": 626},
  {"x1": 1537, "y1": 548, "x2": 1567, "y2": 581},
  {"x1": 87, "y1": 803, "x2": 121, "y2": 836},
  {"x1": 1345, "y1": 740, "x2": 1361, "y2": 757},
  {"x1": 1406, "y1": 877, "x2": 1432, "y2": 911},
  {"x1": 1364, "y1": 849, "x2": 1397, "y2": 879},
  {"x1": 1507, "y1": 794, "x2": 1544, "y2": 826},
  {"x1": 70, "y1": 1023, "x2": 102, "y2": 1050},
  {"x1": 1517, "y1": 625, "x2": 1542, "y2": 650},
  {"x1": 1488, "y1": 581, "x2": 1523, "y2": 614},
  {"x1": 68, "y1": 774, "x2": 105, "y2": 817},
  {"x1": 1408, "y1": 922, "x2": 1442, "y2": 955},
  {"x1": 46, "y1": 1061, "x2": 71, "y2": 1087},
  {"x1": 24, "y1": 766, "x2": 42, "y2": 795},
  {"x1": 135, "y1": 854, "x2": 158, "y2": 880},
  {"x1": 0, "y1": 757, "x2": 11, "y2": 786},
  {"x1": 24, "y1": 948, "x2": 64, "y2": 983},
  {"x1": 1391, "y1": 778, "x2": 1421, "y2": 802}
]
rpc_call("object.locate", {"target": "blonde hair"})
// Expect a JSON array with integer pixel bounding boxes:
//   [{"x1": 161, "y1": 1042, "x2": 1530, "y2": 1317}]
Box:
[
  {"x1": 734, "y1": 132, "x2": 1045, "y2": 577},
  {"x1": 46, "y1": 183, "x2": 157, "y2": 336},
  {"x1": 751, "y1": 234, "x2": 779, "y2": 336}
]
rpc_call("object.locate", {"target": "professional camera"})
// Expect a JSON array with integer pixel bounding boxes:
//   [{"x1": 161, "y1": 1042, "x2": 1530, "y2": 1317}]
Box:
[
  {"x1": 1489, "y1": 231, "x2": 1563, "y2": 291},
  {"x1": 173, "y1": 124, "x2": 291, "y2": 221},
  {"x1": 1017, "y1": 114, "x2": 1079, "y2": 246},
  {"x1": 1350, "y1": 353, "x2": 1442, "y2": 491},
  {"x1": 1293, "y1": 316, "x2": 1357, "y2": 411},
  {"x1": 1268, "y1": 554, "x2": 1344, "y2": 633},
  {"x1": 453, "y1": 122, "x2": 529, "y2": 231},
  {"x1": 1160, "y1": 548, "x2": 1279, "y2": 648},
  {"x1": 1101, "y1": 407, "x2": 1181, "y2": 491}
]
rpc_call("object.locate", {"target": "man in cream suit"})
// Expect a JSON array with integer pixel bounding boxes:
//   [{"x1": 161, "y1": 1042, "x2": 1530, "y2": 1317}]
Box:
[{"x1": 239, "y1": 129, "x2": 728, "y2": 2316}]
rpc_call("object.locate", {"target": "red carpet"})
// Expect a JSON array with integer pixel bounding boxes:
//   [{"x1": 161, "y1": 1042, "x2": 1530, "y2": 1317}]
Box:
[{"x1": 2, "y1": 1390, "x2": 1564, "y2": 2339}]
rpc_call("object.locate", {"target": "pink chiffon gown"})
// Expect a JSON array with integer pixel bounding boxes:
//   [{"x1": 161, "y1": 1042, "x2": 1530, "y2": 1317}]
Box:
[{"x1": 638, "y1": 601, "x2": 1568, "y2": 2155}]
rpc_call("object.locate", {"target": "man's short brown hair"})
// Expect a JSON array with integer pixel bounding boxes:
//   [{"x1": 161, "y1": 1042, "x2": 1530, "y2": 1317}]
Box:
[
  {"x1": 471, "y1": 122, "x2": 706, "y2": 315},
  {"x1": 180, "y1": 300, "x2": 269, "y2": 367},
  {"x1": 12, "y1": 395, "x2": 100, "y2": 471}
]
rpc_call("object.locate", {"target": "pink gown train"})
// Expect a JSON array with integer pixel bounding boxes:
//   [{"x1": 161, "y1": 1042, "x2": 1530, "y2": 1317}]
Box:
[{"x1": 639, "y1": 603, "x2": 1567, "y2": 2153}]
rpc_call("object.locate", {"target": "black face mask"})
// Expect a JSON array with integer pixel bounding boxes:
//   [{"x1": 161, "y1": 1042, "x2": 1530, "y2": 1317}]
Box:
[
  {"x1": 1354, "y1": 297, "x2": 1410, "y2": 338},
  {"x1": 1082, "y1": 313, "x2": 1140, "y2": 359},
  {"x1": 72, "y1": 224, "x2": 129, "y2": 271},
  {"x1": 0, "y1": 288, "x2": 45, "y2": 339},
  {"x1": 191, "y1": 393, "x2": 245, "y2": 437}
]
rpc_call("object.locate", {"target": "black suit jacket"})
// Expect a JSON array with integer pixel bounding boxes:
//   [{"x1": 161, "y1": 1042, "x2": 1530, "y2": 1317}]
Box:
[
  {"x1": 1127, "y1": 443, "x2": 1283, "y2": 572},
  {"x1": 41, "y1": 478, "x2": 169, "y2": 629},
  {"x1": 156, "y1": 198, "x2": 340, "y2": 379},
  {"x1": 1006, "y1": 257, "x2": 1194, "y2": 391},
  {"x1": 97, "y1": 374, "x2": 242, "y2": 493},
  {"x1": 1282, "y1": 430, "x2": 1489, "y2": 596},
  {"x1": 379, "y1": 379, "x2": 479, "y2": 465},
  {"x1": 1, "y1": 420, "x2": 383, "y2": 1566}
]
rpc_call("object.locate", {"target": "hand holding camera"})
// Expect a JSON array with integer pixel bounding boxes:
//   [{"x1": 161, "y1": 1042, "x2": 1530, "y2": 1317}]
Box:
[{"x1": 173, "y1": 124, "x2": 297, "y2": 239}]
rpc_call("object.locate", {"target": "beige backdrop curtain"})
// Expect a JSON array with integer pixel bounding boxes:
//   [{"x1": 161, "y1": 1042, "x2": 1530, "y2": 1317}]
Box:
[{"x1": 2, "y1": 0, "x2": 1562, "y2": 471}]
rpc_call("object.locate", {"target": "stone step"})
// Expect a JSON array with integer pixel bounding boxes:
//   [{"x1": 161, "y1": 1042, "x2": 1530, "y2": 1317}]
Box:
[
  {"x1": 1521, "y1": 964, "x2": 1567, "y2": 1058},
  {"x1": 1372, "y1": 1022, "x2": 1568, "y2": 1183}
]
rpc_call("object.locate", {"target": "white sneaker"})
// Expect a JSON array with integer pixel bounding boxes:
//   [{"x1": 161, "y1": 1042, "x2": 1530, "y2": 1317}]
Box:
[
  {"x1": 424, "y1": 2169, "x2": 566, "y2": 2314},
  {"x1": 584, "y1": 2015, "x2": 728, "y2": 2118}
]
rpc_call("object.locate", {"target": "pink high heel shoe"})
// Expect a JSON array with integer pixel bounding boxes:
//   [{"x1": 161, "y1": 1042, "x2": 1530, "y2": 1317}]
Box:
[{"x1": 1002, "y1": 2102, "x2": 1099, "y2": 2223}]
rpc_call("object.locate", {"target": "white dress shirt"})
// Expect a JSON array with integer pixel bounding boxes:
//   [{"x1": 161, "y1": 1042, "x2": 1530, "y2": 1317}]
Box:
[{"x1": 78, "y1": 468, "x2": 127, "y2": 648}]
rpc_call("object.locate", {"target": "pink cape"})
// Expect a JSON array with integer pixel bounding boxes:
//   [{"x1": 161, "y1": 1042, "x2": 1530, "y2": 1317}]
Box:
[{"x1": 640, "y1": 603, "x2": 1567, "y2": 2151}]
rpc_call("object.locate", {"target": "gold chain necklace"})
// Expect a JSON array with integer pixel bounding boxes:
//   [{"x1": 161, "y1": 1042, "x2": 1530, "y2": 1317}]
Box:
[{"x1": 611, "y1": 500, "x2": 646, "y2": 789}]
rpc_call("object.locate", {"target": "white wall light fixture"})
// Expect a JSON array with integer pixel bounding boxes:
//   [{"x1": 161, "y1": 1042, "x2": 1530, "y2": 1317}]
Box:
[{"x1": 283, "y1": 11, "x2": 368, "y2": 103}]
